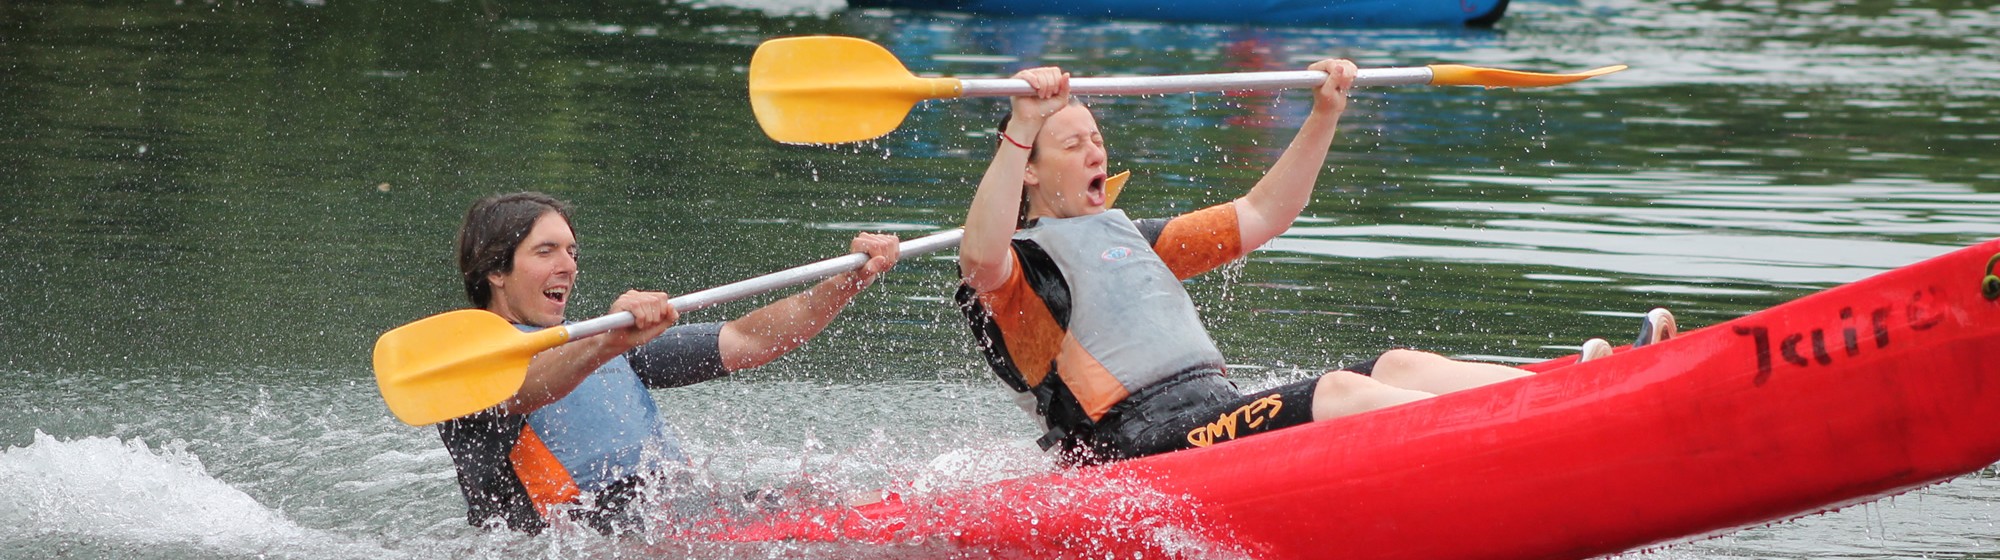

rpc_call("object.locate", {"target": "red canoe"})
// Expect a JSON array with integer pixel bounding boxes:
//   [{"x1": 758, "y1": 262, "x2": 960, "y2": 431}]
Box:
[{"x1": 685, "y1": 238, "x2": 2000, "y2": 558}]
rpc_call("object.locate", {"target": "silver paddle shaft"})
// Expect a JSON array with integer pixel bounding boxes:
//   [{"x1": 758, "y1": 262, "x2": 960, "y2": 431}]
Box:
[
  {"x1": 956, "y1": 67, "x2": 1435, "y2": 97},
  {"x1": 564, "y1": 229, "x2": 965, "y2": 340}
]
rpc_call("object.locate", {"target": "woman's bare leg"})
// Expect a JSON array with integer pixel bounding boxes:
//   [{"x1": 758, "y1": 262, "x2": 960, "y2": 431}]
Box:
[
  {"x1": 1366, "y1": 348, "x2": 1533, "y2": 395},
  {"x1": 1309, "y1": 370, "x2": 1433, "y2": 420}
]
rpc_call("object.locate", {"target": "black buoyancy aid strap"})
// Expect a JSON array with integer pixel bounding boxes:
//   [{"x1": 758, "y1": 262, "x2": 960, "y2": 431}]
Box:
[
  {"x1": 955, "y1": 282, "x2": 1095, "y2": 452},
  {"x1": 1031, "y1": 372, "x2": 1102, "y2": 455},
  {"x1": 954, "y1": 239, "x2": 1097, "y2": 451},
  {"x1": 1134, "y1": 217, "x2": 1170, "y2": 248},
  {"x1": 563, "y1": 474, "x2": 650, "y2": 536},
  {"x1": 1013, "y1": 240, "x2": 1072, "y2": 328},
  {"x1": 1010, "y1": 239, "x2": 1098, "y2": 450},
  {"x1": 436, "y1": 412, "x2": 548, "y2": 534},
  {"x1": 951, "y1": 238, "x2": 1073, "y2": 393},
  {"x1": 954, "y1": 282, "x2": 1032, "y2": 393}
]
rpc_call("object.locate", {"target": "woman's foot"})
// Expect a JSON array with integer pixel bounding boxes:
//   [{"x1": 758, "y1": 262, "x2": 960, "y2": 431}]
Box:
[
  {"x1": 1579, "y1": 338, "x2": 1613, "y2": 362},
  {"x1": 1635, "y1": 308, "x2": 1677, "y2": 348}
]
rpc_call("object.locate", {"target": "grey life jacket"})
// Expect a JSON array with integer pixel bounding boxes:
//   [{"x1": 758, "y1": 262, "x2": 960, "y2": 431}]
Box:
[{"x1": 957, "y1": 210, "x2": 1227, "y2": 453}]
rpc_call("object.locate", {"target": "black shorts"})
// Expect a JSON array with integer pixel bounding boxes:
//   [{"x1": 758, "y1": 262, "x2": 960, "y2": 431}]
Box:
[{"x1": 1084, "y1": 372, "x2": 1321, "y2": 463}]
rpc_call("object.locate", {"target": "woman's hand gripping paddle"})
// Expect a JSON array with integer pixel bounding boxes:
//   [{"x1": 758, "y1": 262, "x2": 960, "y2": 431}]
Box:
[
  {"x1": 749, "y1": 35, "x2": 1626, "y2": 144},
  {"x1": 372, "y1": 173, "x2": 1131, "y2": 426}
]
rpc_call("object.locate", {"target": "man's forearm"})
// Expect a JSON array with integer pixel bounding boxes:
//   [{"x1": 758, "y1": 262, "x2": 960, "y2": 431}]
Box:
[{"x1": 718, "y1": 272, "x2": 865, "y2": 371}]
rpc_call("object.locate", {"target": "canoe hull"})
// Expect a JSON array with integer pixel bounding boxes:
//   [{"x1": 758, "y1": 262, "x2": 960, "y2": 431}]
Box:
[{"x1": 693, "y1": 239, "x2": 2000, "y2": 559}]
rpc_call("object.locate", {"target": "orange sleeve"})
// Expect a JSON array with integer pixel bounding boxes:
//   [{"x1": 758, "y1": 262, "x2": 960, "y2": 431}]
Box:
[
  {"x1": 972, "y1": 249, "x2": 1063, "y2": 387},
  {"x1": 974, "y1": 254, "x2": 1034, "y2": 323},
  {"x1": 1155, "y1": 201, "x2": 1244, "y2": 280}
]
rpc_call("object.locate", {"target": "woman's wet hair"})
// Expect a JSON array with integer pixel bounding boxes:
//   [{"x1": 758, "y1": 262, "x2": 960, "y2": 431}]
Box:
[
  {"x1": 997, "y1": 97, "x2": 1087, "y2": 228},
  {"x1": 457, "y1": 192, "x2": 573, "y2": 307}
]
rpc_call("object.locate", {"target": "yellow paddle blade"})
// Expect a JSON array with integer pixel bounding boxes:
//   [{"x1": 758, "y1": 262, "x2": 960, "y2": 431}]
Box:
[
  {"x1": 1427, "y1": 64, "x2": 1628, "y2": 88},
  {"x1": 751, "y1": 36, "x2": 965, "y2": 144},
  {"x1": 1101, "y1": 171, "x2": 1132, "y2": 207},
  {"x1": 372, "y1": 309, "x2": 570, "y2": 426}
]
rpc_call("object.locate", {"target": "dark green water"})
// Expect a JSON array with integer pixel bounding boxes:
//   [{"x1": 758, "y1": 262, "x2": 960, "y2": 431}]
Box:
[{"x1": 2, "y1": 0, "x2": 1996, "y2": 558}]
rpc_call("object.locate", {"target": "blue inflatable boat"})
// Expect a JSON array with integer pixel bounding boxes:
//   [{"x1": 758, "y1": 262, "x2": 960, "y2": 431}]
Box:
[{"x1": 846, "y1": 0, "x2": 1509, "y2": 27}]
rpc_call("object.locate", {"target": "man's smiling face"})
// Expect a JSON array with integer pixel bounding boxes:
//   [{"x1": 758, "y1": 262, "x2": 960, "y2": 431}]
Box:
[{"x1": 485, "y1": 211, "x2": 579, "y2": 328}]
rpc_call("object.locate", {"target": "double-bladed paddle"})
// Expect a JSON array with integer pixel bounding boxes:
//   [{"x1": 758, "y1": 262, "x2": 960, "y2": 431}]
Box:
[
  {"x1": 749, "y1": 35, "x2": 1626, "y2": 144},
  {"x1": 373, "y1": 173, "x2": 1132, "y2": 426}
]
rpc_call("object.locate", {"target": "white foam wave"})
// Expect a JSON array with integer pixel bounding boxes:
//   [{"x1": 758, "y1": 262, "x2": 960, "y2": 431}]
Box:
[{"x1": 0, "y1": 431, "x2": 385, "y2": 557}]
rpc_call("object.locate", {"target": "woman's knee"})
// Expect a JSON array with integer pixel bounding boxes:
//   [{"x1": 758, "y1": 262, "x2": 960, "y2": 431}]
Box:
[
  {"x1": 1370, "y1": 348, "x2": 1449, "y2": 377},
  {"x1": 1311, "y1": 371, "x2": 1431, "y2": 420}
]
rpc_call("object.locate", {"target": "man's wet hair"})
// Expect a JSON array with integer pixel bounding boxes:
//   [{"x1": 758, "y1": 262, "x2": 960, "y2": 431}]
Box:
[{"x1": 457, "y1": 192, "x2": 573, "y2": 308}]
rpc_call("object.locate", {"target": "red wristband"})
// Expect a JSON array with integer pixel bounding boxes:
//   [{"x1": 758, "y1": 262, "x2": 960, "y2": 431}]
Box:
[{"x1": 1000, "y1": 131, "x2": 1032, "y2": 150}]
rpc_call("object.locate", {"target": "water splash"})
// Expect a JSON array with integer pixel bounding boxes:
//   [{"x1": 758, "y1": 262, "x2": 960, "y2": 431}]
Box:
[{"x1": 0, "y1": 431, "x2": 390, "y2": 557}]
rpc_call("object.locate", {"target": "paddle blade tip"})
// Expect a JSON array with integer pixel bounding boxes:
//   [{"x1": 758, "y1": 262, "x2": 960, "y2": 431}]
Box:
[
  {"x1": 371, "y1": 309, "x2": 531, "y2": 426},
  {"x1": 753, "y1": 113, "x2": 901, "y2": 145},
  {"x1": 749, "y1": 35, "x2": 971, "y2": 144},
  {"x1": 750, "y1": 93, "x2": 920, "y2": 144},
  {"x1": 1101, "y1": 170, "x2": 1132, "y2": 207},
  {"x1": 1429, "y1": 63, "x2": 1628, "y2": 88}
]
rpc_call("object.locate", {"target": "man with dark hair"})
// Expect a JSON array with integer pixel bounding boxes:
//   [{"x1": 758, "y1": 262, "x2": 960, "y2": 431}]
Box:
[{"x1": 437, "y1": 191, "x2": 901, "y2": 534}]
